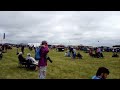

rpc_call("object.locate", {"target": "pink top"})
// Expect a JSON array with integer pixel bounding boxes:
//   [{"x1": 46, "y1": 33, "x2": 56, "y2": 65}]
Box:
[{"x1": 38, "y1": 46, "x2": 49, "y2": 67}]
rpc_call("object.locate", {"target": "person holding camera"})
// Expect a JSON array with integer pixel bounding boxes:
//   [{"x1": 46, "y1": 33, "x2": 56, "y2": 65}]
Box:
[{"x1": 38, "y1": 41, "x2": 49, "y2": 79}]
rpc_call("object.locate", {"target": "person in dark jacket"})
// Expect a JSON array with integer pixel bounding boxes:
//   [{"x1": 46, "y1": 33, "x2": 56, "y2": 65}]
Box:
[{"x1": 21, "y1": 45, "x2": 25, "y2": 54}]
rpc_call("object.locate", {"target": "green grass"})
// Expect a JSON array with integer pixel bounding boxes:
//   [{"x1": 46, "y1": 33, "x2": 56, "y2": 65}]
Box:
[{"x1": 0, "y1": 47, "x2": 120, "y2": 79}]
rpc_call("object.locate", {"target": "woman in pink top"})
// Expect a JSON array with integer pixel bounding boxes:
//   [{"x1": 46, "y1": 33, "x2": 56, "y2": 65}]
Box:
[{"x1": 38, "y1": 41, "x2": 49, "y2": 79}]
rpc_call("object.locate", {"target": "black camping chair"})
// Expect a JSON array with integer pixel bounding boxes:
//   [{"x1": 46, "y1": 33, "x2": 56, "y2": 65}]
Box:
[{"x1": 18, "y1": 55, "x2": 27, "y2": 68}]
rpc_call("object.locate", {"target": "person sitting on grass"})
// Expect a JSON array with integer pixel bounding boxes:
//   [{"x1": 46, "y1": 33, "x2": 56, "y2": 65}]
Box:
[
  {"x1": 112, "y1": 52, "x2": 119, "y2": 57},
  {"x1": 26, "y1": 53, "x2": 38, "y2": 70},
  {"x1": 67, "y1": 50, "x2": 70, "y2": 57},
  {"x1": 76, "y1": 52, "x2": 82, "y2": 59},
  {"x1": 72, "y1": 48, "x2": 76, "y2": 59},
  {"x1": 18, "y1": 52, "x2": 27, "y2": 63},
  {"x1": 89, "y1": 48, "x2": 93, "y2": 57},
  {"x1": 26, "y1": 53, "x2": 38, "y2": 65},
  {"x1": 64, "y1": 52, "x2": 68, "y2": 57},
  {"x1": 92, "y1": 67, "x2": 110, "y2": 79}
]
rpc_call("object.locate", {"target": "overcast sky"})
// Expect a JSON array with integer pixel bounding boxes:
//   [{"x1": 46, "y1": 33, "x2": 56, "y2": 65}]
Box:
[{"x1": 0, "y1": 11, "x2": 120, "y2": 47}]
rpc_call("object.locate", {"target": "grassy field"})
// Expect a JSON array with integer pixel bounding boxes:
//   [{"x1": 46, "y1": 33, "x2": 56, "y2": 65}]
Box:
[{"x1": 0, "y1": 47, "x2": 120, "y2": 79}]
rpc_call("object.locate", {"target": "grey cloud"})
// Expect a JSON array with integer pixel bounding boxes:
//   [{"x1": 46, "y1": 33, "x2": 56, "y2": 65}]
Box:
[{"x1": 0, "y1": 11, "x2": 120, "y2": 47}]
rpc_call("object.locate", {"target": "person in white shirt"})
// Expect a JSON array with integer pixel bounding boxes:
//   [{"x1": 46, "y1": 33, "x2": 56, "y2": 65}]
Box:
[
  {"x1": 72, "y1": 48, "x2": 76, "y2": 59},
  {"x1": 26, "y1": 53, "x2": 38, "y2": 65},
  {"x1": 64, "y1": 52, "x2": 67, "y2": 57}
]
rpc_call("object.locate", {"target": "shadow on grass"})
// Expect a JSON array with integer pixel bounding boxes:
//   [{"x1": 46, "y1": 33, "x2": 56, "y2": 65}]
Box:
[{"x1": 16, "y1": 65, "x2": 38, "y2": 72}]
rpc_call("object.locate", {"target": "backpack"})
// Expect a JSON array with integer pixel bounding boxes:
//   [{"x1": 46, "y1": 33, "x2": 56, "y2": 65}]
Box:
[{"x1": 35, "y1": 47, "x2": 41, "y2": 60}]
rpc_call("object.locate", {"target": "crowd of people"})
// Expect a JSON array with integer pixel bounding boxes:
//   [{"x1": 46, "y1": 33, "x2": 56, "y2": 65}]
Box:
[
  {"x1": 16, "y1": 42, "x2": 120, "y2": 79},
  {"x1": 64, "y1": 46, "x2": 83, "y2": 59},
  {"x1": 89, "y1": 47, "x2": 104, "y2": 58},
  {"x1": 17, "y1": 41, "x2": 50, "y2": 79},
  {"x1": 64, "y1": 46, "x2": 105, "y2": 59},
  {"x1": 1, "y1": 41, "x2": 120, "y2": 79}
]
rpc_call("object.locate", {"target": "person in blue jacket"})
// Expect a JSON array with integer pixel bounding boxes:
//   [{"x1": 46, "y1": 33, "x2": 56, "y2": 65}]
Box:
[{"x1": 92, "y1": 67, "x2": 110, "y2": 79}]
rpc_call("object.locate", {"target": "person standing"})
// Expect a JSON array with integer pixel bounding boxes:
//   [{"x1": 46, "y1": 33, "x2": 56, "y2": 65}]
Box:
[
  {"x1": 21, "y1": 45, "x2": 25, "y2": 54},
  {"x1": 16, "y1": 45, "x2": 19, "y2": 55},
  {"x1": 38, "y1": 41, "x2": 49, "y2": 79},
  {"x1": 34, "y1": 46, "x2": 41, "y2": 61}
]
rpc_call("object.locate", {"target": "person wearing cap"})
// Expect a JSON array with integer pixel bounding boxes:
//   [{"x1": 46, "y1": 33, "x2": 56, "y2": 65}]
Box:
[
  {"x1": 38, "y1": 40, "x2": 49, "y2": 79},
  {"x1": 26, "y1": 53, "x2": 38, "y2": 65},
  {"x1": 18, "y1": 52, "x2": 27, "y2": 66},
  {"x1": 18, "y1": 52, "x2": 26, "y2": 62}
]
